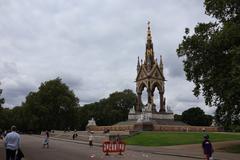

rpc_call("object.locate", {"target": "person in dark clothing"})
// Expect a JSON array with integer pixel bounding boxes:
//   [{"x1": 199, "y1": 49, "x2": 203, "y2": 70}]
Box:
[
  {"x1": 202, "y1": 135, "x2": 214, "y2": 160},
  {"x1": 16, "y1": 149, "x2": 24, "y2": 160},
  {"x1": 115, "y1": 134, "x2": 120, "y2": 143}
]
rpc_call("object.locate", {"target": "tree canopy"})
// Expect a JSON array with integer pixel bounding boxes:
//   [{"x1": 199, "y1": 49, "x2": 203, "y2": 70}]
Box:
[
  {"x1": 182, "y1": 107, "x2": 213, "y2": 126},
  {"x1": 78, "y1": 89, "x2": 137, "y2": 130},
  {"x1": 0, "y1": 78, "x2": 136, "y2": 132},
  {"x1": 22, "y1": 78, "x2": 80, "y2": 131},
  {"x1": 177, "y1": 0, "x2": 240, "y2": 129}
]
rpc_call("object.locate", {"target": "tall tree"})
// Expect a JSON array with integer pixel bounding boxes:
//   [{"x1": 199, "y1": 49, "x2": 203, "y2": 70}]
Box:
[
  {"x1": 177, "y1": 0, "x2": 240, "y2": 129},
  {"x1": 22, "y1": 78, "x2": 80, "y2": 131}
]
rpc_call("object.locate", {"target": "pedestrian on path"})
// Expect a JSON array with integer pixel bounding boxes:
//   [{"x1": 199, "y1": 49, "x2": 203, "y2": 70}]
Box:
[
  {"x1": 4, "y1": 125, "x2": 21, "y2": 160},
  {"x1": 202, "y1": 134, "x2": 214, "y2": 160},
  {"x1": 88, "y1": 131, "x2": 94, "y2": 147},
  {"x1": 88, "y1": 131, "x2": 95, "y2": 158},
  {"x1": 43, "y1": 130, "x2": 50, "y2": 148},
  {"x1": 72, "y1": 129, "x2": 78, "y2": 140},
  {"x1": 115, "y1": 134, "x2": 120, "y2": 143}
]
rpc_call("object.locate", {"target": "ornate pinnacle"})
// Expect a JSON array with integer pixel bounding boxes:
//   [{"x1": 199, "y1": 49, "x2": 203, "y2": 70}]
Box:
[
  {"x1": 145, "y1": 21, "x2": 155, "y2": 66},
  {"x1": 160, "y1": 55, "x2": 163, "y2": 65},
  {"x1": 137, "y1": 56, "x2": 140, "y2": 72},
  {"x1": 160, "y1": 55, "x2": 163, "y2": 70},
  {"x1": 147, "y1": 21, "x2": 152, "y2": 42}
]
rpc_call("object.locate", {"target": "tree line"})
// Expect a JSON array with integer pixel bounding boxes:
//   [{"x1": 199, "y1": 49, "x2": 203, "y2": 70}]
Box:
[
  {"x1": 0, "y1": 76, "x2": 238, "y2": 133},
  {"x1": 1, "y1": 77, "x2": 215, "y2": 133},
  {"x1": 0, "y1": 78, "x2": 136, "y2": 133}
]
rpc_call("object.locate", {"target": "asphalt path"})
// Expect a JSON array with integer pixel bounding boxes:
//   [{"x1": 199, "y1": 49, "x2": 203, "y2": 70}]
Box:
[{"x1": 0, "y1": 135, "x2": 198, "y2": 160}]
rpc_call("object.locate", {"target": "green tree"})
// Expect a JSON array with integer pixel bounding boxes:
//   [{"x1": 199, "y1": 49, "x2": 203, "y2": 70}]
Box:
[
  {"x1": 174, "y1": 114, "x2": 182, "y2": 121},
  {"x1": 10, "y1": 106, "x2": 28, "y2": 132},
  {"x1": 79, "y1": 89, "x2": 137, "y2": 130},
  {"x1": 0, "y1": 108, "x2": 12, "y2": 131},
  {"x1": 182, "y1": 107, "x2": 213, "y2": 126},
  {"x1": 97, "y1": 89, "x2": 137, "y2": 125},
  {"x1": 22, "y1": 78, "x2": 80, "y2": 131},
  {"x1": 177, "y1": 0, "x2": 240, "y2": 129}
]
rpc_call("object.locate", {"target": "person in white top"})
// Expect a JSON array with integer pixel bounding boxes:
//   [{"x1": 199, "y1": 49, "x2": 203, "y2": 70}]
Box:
[
  {"x1": 88, "y1": 131, "x2": 94, "y2": 147},
  {"x1": 4, "y1": 125, "x2": 20, "y2": 160},
  {"x1": 88, "y1": 131, "x2": 95, "y2": 158}
]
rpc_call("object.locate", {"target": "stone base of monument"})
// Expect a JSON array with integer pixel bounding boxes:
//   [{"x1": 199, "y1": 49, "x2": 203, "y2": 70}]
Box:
[
  {"x1": 128, "y1": 112, "x2": 174, "y2": 121},
  {"x1": 133, "y1": 121, "x2": 154, "y2": 131}
]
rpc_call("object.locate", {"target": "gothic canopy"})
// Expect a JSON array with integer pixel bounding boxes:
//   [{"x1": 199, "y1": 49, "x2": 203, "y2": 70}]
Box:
[{"x1": 135, "y1": 22, "x2": 166, "y2": 113}]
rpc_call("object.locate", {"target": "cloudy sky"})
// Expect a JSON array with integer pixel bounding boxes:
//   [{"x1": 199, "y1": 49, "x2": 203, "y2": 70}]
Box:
[{"x1": 0, "y1": 0, "x2": 216, "y2": 114}]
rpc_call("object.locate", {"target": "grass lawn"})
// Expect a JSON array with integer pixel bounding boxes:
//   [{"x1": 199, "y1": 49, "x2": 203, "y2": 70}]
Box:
[{"x1": 124, "y1": 132, "x2": 240, "y2": 146}]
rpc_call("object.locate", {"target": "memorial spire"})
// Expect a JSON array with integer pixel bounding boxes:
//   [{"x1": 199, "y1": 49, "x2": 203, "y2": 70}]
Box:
[{"x1": 145, "y1": 21, "x2": 155, "y2": 67}]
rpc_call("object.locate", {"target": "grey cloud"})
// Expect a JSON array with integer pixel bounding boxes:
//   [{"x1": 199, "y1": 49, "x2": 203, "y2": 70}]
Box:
[
  {"x1": 1, "y1": 77, "x2": 37, "y2": 107},
  {"x1": 176, "y1": 96, "x2": 200, "y2": 103},
  {"x1": 165, "y1": 55, "x2": 185, "y2": 79},
  {"x1": 0, "y1": 61, "x2": 18, "y2": 78},
  {"x1": 0, "y1": 0, "x2": 215, "y2": 114},
  {"x1": 61, "y1": 74, "x2": 83, "y2": 90}
]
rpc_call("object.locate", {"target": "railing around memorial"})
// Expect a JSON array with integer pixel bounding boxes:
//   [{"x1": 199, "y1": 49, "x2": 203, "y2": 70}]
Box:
[{"x1": 89, "y1": 125, "x2": 221, "y2": 132}]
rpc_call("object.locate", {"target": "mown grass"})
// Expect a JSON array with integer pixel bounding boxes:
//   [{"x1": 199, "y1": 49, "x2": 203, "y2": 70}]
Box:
[{"x1": 124, "y1": 132, "x2": 240, "y2": 146}]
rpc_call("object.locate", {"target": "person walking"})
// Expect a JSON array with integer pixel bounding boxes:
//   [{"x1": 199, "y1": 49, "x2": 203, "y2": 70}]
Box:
[
  {"x1": 4, "y1": 125, "x2": 21, "y2": 160},
  {"x1": 116, "y1": 134, "x2": 120, "y2": 143},
  {"x1": 88, "y1": 131, "x2": 94, "y2": 147},
  {"x1": 88, "y1": 131, "x2": 95, "y2": 158},
  {"x1": 72, "y1": 129, "x2": 78, "y2": 140},
  {"x1": 202, "y1": 134, "x2": 214, "y2": 160},
  {"x1": 43, "y1": 130, "x2": 50, "y2": 148}
]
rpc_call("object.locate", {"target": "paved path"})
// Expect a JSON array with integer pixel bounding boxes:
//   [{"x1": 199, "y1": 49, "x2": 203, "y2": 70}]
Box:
[
  {"x1": 1, "y1": 135, "x2": 239, "y2": 160},
  {"x1": 0, "y1": 135, "x2": 199, "y2": 160},
  {"x1": 127, "y1": 141, "x2": 240, "y2": 160},
  {"x1": 46, "y1": 134, "x2": 240, "y2": 160}
]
